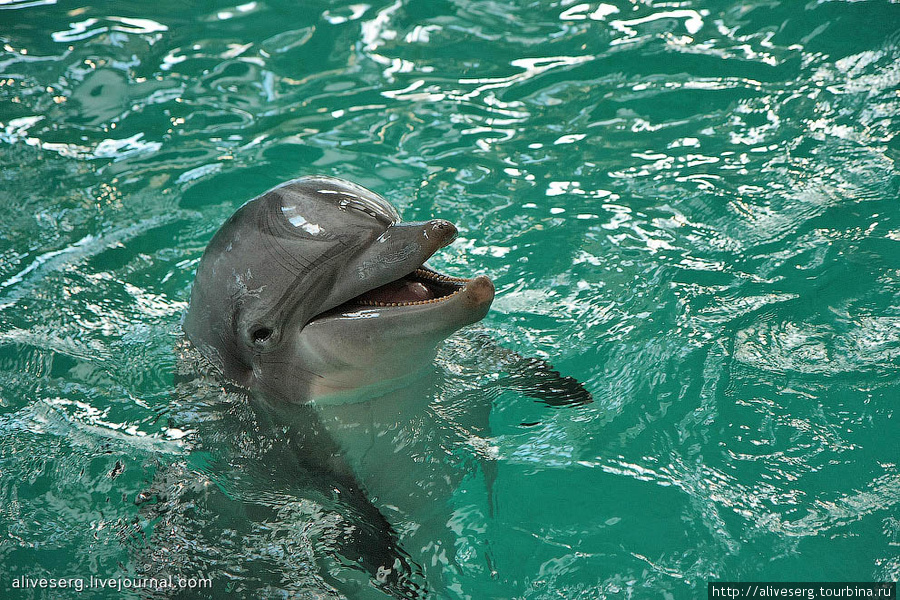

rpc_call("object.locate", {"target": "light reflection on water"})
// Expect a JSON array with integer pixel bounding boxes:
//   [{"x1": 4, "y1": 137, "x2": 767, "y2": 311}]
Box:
[{"x1": 1, "y1": 0, "x2": 899, "y2": 597}]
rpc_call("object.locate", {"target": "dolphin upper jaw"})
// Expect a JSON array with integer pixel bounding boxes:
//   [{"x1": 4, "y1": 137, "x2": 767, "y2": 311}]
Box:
[
  {"x1": 316, "y1": 218, "x2": 461, "y2": 315},
  {"x1": 308, "y1": 222, "x2": 494, "y2": 331},
  {"x1": 275, "y1": 272, "x2": 495, "y2": 398}
]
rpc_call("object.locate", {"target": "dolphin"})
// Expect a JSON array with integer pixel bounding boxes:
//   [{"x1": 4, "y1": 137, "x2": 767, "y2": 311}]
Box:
[
  {"x1": 183, "y1": 175, "x2": 495, "y2": 402},
  {"x1": 168, "y1": 175, "x2": 591, "y2": 597},
  {"x1": 168, "y1": 175, "x2": 497, "y2": 597}
]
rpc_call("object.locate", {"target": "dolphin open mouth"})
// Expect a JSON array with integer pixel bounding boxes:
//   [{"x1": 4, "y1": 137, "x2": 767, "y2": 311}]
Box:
[
  {"x1": 349, "y1": 265, "x2": 471, "y2": 307},
  {"x1": 306, "y1": 215, "x2": 494, "y2": 319}
]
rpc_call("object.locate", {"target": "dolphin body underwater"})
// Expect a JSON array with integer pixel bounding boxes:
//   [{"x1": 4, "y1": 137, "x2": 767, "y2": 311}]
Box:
[{"x1": 139, "y1": 176, "x2": 591, "y2": 598}]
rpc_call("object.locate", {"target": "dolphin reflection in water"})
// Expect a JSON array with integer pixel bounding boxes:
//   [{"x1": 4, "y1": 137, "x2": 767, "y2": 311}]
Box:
[{"x1": 137, "y1": 176, "x2": 591, "y2": 598}]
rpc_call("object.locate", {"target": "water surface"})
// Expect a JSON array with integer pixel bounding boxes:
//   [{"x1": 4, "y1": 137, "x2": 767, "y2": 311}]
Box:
[{"x1": 1, "y1": 0, "x2": 899, "y2": 598}]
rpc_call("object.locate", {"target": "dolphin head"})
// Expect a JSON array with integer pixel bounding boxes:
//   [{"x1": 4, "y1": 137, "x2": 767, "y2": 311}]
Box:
[{"x1": 183, "y1": 175, "x2": 494, "y2": 401}]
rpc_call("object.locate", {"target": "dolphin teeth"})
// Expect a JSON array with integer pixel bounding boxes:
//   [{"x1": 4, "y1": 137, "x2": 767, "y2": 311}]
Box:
[
  {"x1": 414, "y1": 267, "x2": 470, "y2": 283},
  {"x1": 355, "y1": 286, "x2": 464, "y2": 308},
  {"x1": 350, "y1": 265, "x2": 470, "y2": 308}
]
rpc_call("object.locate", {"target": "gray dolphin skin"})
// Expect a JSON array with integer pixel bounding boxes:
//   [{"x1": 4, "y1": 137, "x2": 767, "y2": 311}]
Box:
[{"x1": 183, "y1": 175, "x2": 495, "y2": 402}]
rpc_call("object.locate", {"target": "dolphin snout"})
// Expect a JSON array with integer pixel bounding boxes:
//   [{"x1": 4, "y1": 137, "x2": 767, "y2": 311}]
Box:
[{"x1": 428, "y1": 219, "x2": 458, "y2": 248}]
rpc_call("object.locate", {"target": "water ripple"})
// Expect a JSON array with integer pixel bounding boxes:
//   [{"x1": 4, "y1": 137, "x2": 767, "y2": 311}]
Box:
[{"x1": 1, "y1": 0, "x2": 899, "y2": 596}]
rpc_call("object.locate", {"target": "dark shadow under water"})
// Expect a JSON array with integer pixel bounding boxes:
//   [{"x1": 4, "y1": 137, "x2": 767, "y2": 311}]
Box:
[{"x1": 127, "y1": 335, "x2": 591, "y2": 599}]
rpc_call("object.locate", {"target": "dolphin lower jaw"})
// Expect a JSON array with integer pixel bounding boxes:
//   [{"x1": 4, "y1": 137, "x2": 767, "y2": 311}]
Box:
[
  {"x1": 307, "y1": 265, "x2": 494, "y2": 323},
  {"x1": 285, "y1": 274, "x2": 494, "y2": 397},
  {"x1": 313, "y1": 271, "x2": 494, "y2": 329}
]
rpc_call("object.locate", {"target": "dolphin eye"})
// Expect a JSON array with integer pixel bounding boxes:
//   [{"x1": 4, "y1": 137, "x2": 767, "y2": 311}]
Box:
[
  {"x1": 238, "y1": 318, "x2": 278, "y2": 352},
  {"x1": 252, "y1": 327, "x2": 273, "y2": 344}
]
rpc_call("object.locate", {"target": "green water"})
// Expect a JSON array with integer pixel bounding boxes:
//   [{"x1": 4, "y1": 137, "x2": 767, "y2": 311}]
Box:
[{"x1": 1, "y1": 0, "x2": 899, "y2": 598}]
